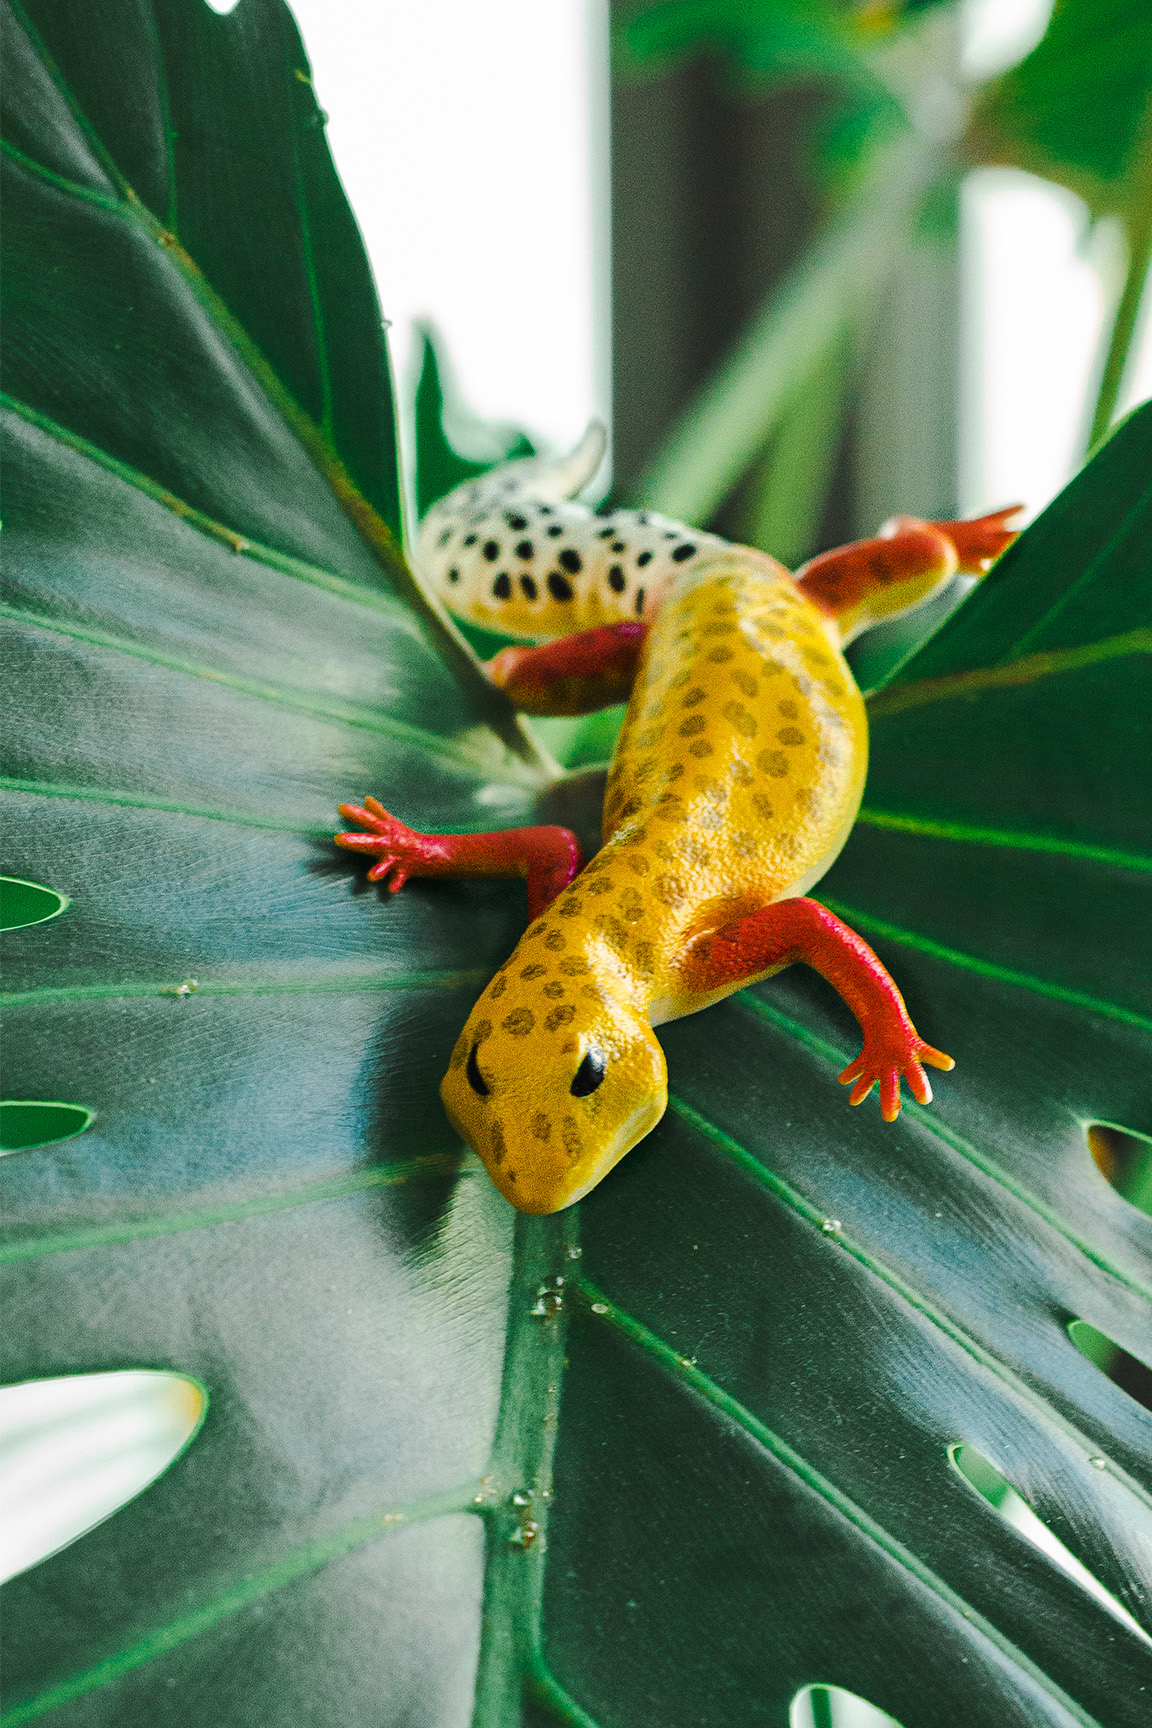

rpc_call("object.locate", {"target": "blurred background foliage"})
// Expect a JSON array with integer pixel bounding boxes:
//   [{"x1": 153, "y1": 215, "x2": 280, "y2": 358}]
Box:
[{"x1": 417, "y1": 0, "x2": 1151, "y2": 702}]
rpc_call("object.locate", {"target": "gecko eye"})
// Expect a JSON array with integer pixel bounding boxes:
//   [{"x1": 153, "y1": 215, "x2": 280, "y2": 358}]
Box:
[
  {"x1": 466, "y1": 1043, "x2": 490, "y2": 1097},
  {"x1": 570, "y1": 1048, "x2": 607, "y2": 1097}
]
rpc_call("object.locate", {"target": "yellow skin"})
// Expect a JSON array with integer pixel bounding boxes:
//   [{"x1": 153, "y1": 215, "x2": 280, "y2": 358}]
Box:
[
  {"x1": 339, "y1": 427, "x2": 1015, "y2": 1212},
  {"x1": 439, "y1": 547, "x2": 867, "y2": 1212}
]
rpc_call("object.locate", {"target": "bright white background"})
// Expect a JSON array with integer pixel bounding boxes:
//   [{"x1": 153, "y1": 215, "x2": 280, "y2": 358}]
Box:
[{"x1": 289, "y1": 0, "x2": 611, "y2": 462}]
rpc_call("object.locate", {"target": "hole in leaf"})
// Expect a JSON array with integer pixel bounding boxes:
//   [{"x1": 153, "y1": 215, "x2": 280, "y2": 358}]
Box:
[
  {"x1": 949, "y1": 1444, "x2": 1152, "y2": 1646},
  {"x1": 790, "y1": 1685, "x2": 904, "y2": 1728},
  {"x1": 0, "y1": 1371, "x2": 207, "y2": 1582},
  {"x1": 1068, "y1": 1319, "x2": 1152, "y2": 1415},
  {"x1": 0, "y1": 877, "x2": 69, "y2": 932},
  {"x1": 1086, "y1": 1122, "x2": 1152, "y2": 1216},
  {"x1": 0, "y1": 1101, "x2": 94, "y2": 1154}
]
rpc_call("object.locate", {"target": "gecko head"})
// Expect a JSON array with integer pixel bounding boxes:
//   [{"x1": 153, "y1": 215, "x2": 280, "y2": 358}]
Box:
[{"x1": 440, "y1": 966, "x2": 667, "y2": 1215}]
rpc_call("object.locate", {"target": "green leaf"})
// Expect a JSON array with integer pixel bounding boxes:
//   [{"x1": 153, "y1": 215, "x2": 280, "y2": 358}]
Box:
[
  {"x1": 413, "y1": 324, "x2": 536, "y2": 520},
  {"x1": 970, "y1": 0, "x2": 1152, "y2": 227},
  {"x1": 968, "y1": 0, "x2": 1152, "y2": 443},
  {"x1": 3, "y1": 6, "x2": 1152, "y2": 1728}
]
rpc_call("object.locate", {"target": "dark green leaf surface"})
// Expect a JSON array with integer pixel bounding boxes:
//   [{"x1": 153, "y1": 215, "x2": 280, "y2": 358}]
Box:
[{"x1": 2, "y1": 5, "x2": 1151, "y2": 1727}]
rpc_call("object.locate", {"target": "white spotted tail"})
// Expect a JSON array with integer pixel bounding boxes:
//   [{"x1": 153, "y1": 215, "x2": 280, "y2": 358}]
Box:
[{"x1": 416, "y1": 422, "x2": 725, "y2": 642}]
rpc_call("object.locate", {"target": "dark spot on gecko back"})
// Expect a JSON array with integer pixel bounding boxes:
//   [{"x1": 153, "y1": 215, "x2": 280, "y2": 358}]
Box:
[
  {"x1": 548, "y1": 572, "x2": 574, "y2": 601},
  {"x1": 493, "y1": 573, "x2": 512, "y2": 599},
  {"x1": 559, "y1": 549, "x2": 582, "y2": 574}
]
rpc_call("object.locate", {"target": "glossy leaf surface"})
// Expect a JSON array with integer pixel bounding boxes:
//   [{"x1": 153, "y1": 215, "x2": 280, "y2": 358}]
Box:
[{"x1": 2, "y1": 4, "x2": 1151, "y2": 1726}]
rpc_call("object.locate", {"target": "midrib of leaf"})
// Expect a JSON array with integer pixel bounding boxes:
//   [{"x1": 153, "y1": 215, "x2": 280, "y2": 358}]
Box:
[
  {"x1": 0, "y1": 1480, "x2": 485, "y2": 1728},
  {"x1": 472, "y1": 1211, "x2": 580, "y2": 1728},
  {"x1": 0, "y1": 1154, "x2": 473, "y2": 1266},
  {"x1": 572, "y1": 1283, "x2": 1104, "y2": 1728},
  {"x1": 867, "y1": 630, "x2": 1152, "y2": 718},
  {"x1": 2, "y1": 394, "x2": 415, "y2": 624},
  {"x1": 3, "y1": 603, "x2": 508, "y2": 772},
  {"x1": 818, "y1": 895, "x2": 1152, "y2": 1031},
  {"x1": 854, "y1": 809, "x2": 1152, "y2": 874},
  {"x1": 728, "y1": 991, "x2": 1152, "y2": 1308}
]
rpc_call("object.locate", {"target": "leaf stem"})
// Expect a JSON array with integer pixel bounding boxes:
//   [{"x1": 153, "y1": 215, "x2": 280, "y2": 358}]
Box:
[
  {"x1": 628, "y1": 133, "x2": 936, "y2": 524},
  {"x1": 1089, "y1": 219, "x2": 1152, "y2": 450}
]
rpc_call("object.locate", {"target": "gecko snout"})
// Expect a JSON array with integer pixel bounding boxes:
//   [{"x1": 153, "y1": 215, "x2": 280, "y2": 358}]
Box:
[{"x1": 441, "y1": 990, "x2": 667, "y2": 1214}]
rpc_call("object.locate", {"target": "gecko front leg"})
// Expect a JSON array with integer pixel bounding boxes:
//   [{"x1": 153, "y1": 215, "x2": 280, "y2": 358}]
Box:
[
  {"x1": 683, "y1": 897, "x2": 954, "y2": 1120},
  {"x1": 335, "y1": 798, "x2": 584, "y2": 920}
]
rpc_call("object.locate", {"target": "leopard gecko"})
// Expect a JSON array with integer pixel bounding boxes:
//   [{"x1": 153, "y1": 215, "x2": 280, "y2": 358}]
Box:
[{"x1": 336, "y1": 425, "x2": 1018, "y2": 1213}]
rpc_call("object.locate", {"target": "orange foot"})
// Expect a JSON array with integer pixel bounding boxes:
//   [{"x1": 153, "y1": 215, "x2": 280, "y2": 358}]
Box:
[
  {"x1": 933, "y1": 505, "x2": 1024, "y2": 574},
  {"x1": 335, "y1": 797, "x2": 427, "y2": 888},
  {"x1": 838, "y1": 1033, "x2": 955, "y2": 1123}
]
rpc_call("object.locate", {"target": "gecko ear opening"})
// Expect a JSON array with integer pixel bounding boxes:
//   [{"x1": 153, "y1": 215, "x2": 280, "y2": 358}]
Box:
[
  {"x1": 466, "y1": 1044, "x2": 490, "y2": 1097},
  {"x1": 570, "y1": 1049, "x2": 607, "y2": 1097}
]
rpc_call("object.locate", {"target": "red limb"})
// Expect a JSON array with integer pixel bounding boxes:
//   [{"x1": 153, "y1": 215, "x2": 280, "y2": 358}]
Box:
[
  {"x1": 335, "y1": 797, "x2": 584, "y2": 920},
  {"x1": 796, "y1": 506, "x2": 1022, "y2": 628},
  {"x1": 683, "y1": 897, "x2": 954, "y2": 1122},
  {"x1": 923, "y1": 506, "x2": 1022, "y2": 572},
  {"x1": 485, "y1": 621, "x2": 649, "y2": 716}
]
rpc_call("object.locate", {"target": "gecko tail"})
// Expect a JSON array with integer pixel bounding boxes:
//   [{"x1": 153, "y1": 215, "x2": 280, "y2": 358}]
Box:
[{"x1": 528, "y1": 421, "x2": 608, "y2": 502}]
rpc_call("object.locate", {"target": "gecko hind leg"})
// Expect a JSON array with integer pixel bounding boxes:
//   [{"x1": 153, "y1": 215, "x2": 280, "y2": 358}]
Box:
[
  {"x1": 334, "y1": 797, "x2": 585, "y2": 920},
  {"x1": 796, "y1": 506, "x2": 1022, "y2": 643},
  {"x1": 483, "y1": 621, "x2": 648, "y2": 716}
]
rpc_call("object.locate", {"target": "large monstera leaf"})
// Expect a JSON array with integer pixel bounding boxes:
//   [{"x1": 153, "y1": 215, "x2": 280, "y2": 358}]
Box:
[{"x1": 2, "y1": 4, "x2": 1151, "y2": 1726}]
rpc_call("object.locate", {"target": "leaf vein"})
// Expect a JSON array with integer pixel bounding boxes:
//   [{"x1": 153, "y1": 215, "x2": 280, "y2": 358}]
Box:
[
  {"x1": 0, "y1": 1483, "x2": 482, "y2": 1726},
  {"x1": 577, "y1": 1284, "x2": 1103, "y2": 1728},
  {"x1": 854, "y1": 808, "x2": 1152, "y2": 874}
]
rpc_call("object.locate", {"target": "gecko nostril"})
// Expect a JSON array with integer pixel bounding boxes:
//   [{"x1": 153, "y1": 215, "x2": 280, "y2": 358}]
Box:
[
  {"x1": 466, "y1": 1043, "x2": 490, "y2": 1097},
  {"x1": 570, "y1": 1049, "x2": 607, "y2": 1097}
]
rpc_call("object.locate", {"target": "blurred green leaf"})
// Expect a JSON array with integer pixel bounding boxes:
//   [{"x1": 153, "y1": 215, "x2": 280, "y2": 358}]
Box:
[
  {"x1": 970, "y1": 0, "x2": 1152, "y2": 225},
  {"x1": 3, "y1": 5, "x2": 1152, "y2": 1727},
  {"x1": 970, "y1": 0, "x2": 1152, "y2": 444},
  {"x1": 412, "y1": 324, "x2": 535, "y2": 520}
]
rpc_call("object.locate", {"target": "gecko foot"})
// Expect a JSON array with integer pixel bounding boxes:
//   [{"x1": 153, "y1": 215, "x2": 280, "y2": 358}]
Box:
[
  {"x1": 335, "y1": 796, "x2": 424, "y2": 890},
  {"x1": 837, "y1": 1032, "x2": 955, "y2": 1123},
  {"x1": 936, "y1": 505, "x2": 1023, "y2": 574}
]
